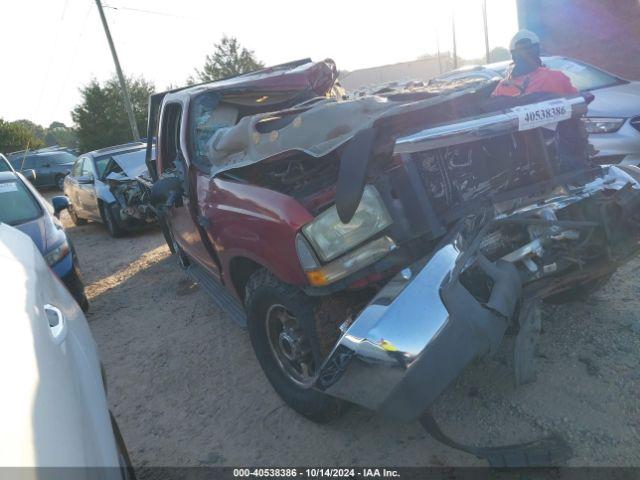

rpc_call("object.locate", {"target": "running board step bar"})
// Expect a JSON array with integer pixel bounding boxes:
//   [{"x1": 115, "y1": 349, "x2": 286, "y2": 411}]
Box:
[{"x1": 186, "y1": 263, "x2": 247, "y2": 328}]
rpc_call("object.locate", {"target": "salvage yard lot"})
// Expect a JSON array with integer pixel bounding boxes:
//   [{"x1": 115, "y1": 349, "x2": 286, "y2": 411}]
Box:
[{"x1": 49, "y1": 193, "x2": 640, "y2": 468}]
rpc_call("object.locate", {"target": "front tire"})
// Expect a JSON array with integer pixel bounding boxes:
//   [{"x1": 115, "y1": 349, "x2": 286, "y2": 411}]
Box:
[
  {"x1": 65, "y1": 266, "x2": 90, "y2": 312},
  {"x1": 56, "y1": 174, "x2": 66, "y2": 191},
  {"x1": 245, "y1": 269, "x2": 346, "y2": 423},
  {"x1": 101, "y1": 202, "x2": 126, "y2": 238}
]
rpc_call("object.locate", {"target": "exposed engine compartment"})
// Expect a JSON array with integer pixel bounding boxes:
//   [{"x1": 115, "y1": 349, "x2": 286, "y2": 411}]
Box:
[
  {"x1": 103, "y1": 154, "x2": 156, "y2": 225},
  {"x1": 106, "y1": 177, "x2": 156, "y2": 223}
]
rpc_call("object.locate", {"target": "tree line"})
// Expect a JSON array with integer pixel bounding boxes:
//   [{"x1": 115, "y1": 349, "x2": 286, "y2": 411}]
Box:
[{"x1": 1, "y1": 36, "x2": 263, "y2": 155}]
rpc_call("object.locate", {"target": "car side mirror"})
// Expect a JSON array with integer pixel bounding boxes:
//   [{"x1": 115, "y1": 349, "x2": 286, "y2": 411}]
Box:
[
  {"x1": 51, "y1": 196, "x2": 70, "y2": 219},
  {"x1": 23, "y1": 169, "x2": 37, "y2": 181},
  {"x1": 77, "y1": 175, "x2": 94, "y2": 184}
]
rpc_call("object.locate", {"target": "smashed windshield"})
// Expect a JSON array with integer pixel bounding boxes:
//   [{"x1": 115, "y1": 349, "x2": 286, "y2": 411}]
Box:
[{"x1": 189, "y1": 93, "x2": 239, "y2": 167}]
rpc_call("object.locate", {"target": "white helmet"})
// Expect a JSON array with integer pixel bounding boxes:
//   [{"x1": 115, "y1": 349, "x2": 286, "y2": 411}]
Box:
[{"x1": 509, "y1": 29, "x2": 540, "y2": 51}]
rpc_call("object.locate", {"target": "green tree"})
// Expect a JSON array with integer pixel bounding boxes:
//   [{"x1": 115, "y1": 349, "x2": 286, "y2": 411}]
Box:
[
  {"x1": 11, "y1": 119, "x2": 46, "y2": 143},
  {"x1": 44, "y1": 122, "x2": 78, "y2": 149},
  {"x1": 195, "y1": 36, "x2": 264, "y2": 82},
  {"x1": 0, "y1": 119, "x2": 45, "y2": 154},
  {"x1": 72, "y1": 75, "x2": 155, "y2": 152}
]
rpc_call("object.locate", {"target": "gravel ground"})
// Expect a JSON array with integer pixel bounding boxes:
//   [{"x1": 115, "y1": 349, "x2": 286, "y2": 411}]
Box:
[{"x1": 48, "y1": 192, "x2": 640, "y2": 468}]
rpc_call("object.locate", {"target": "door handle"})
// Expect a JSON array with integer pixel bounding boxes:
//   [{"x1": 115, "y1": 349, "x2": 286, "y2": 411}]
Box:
[{"x1": 44, "y1": 304, "x2": 67, "y2": 345}]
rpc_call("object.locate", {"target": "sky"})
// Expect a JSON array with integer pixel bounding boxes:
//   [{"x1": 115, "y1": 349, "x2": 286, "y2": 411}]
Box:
[{"x1": 0, "y1": 0, "x2": 518, "y2": 127}]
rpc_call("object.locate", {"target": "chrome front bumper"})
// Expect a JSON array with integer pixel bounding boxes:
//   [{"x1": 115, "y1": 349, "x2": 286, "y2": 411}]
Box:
[
  {"x1": 314, "y1": 242, "x2": 521, "y2": 422},
  {"x1": 314, "y1": 165, "x2": 640, "y2": 422}
]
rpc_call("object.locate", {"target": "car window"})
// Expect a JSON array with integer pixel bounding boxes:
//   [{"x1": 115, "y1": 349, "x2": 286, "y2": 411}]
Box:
[
  {"x1": 71, "y1": 158, "x2": 83, "y2": 177},
  {"x1": 94, "y1": 155, "x2": 112, "y2": 178},
  {"x1": 43, "y1": 152, "x2": 77, "y2": 165},
  {"x1": 10, "y1": 155, "x2": 37, "y2": 170},
  {"x1": 545, "y1": 58, "x2": 625, "y2": 91},
  {"x1": 0, "y1": 179, "x2": 42, "y2": 225},
  {"x1": 80, "y1": 158, "x2": 94, "y2": 177}
]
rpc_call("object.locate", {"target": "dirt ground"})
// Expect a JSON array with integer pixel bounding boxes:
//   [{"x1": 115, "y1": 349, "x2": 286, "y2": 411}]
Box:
[{"x1": 48, "y1": 192, "x2": 640, "y2": 468}]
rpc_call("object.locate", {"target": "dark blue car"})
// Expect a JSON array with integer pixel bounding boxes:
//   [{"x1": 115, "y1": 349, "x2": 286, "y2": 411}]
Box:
[
  {"x1": 8, "y1": 149, "x2": 77, "y2": 190},
  {"x1": 0, "y1": 170, "x2": 88, "y2": 310}
]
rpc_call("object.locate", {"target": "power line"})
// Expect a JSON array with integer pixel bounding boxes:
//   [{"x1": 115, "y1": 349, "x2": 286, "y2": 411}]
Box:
[
  {"x1": 50, "y1": 2, "x2": 94, "y2": 122},
  {"x1": 102, "y1": 4, "x2": 196, "y2": 20},
  {"x1": 34, "y1": 0, "x2": 68, "y2": 118}
]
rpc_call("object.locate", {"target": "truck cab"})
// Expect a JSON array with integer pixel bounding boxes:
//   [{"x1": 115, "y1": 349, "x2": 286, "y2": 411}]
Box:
[{"x1": 146, "y1": 59, "x2": 640, "y2": 464}]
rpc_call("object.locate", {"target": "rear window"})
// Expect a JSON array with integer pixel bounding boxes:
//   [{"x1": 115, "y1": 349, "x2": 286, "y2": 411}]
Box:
[
  {"x1": 0, "y1": 180, "x2": 42, "y2": 225},
  {"x1": 42, "y1": 152, "x2": 77, "y2": 165},
  {"x1": 9, "y1": 155, "x2": 36, "y2": 170}
]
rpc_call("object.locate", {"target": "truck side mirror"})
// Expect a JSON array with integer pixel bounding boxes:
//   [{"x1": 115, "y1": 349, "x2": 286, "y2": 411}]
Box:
[
  {"x1": 51, "y1": 196, "x2": 70, "y2": 219},
  {"x1": 150, "y1": 176, "x2": 184, "y2": 211}
]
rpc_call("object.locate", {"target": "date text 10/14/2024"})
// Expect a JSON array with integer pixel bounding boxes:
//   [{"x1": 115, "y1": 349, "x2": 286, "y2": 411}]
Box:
[{"x1": 233, "y1": 468, "x2": 401, "y2": 478}]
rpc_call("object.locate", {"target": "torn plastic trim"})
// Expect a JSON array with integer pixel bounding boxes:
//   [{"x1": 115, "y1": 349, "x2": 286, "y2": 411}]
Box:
[
  {"x1": 314, "y1": 241, "x2": 522, "y2": 422},
  {"x1": 420, "y1": 410, "x2": 572, "y2": 467}
]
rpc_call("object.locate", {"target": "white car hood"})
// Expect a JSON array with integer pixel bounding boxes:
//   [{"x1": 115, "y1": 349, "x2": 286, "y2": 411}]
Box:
[{"x1": 588, "y1": 81, "x2": 640, "y2": 118}]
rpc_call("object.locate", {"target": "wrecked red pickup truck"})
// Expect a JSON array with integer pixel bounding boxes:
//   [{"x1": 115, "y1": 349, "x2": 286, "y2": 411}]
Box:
[{"x1": 145, "y1": 59, "x2": 640, "y2": 465}]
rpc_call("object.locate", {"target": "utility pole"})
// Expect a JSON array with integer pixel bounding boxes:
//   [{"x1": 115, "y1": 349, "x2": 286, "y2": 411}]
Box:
[
  {"x1": 451, "y1": 12, "x2": 458, "y2": 69},
  {"x1": 436, "y1": 29, "x2": 443, "y2": 74},
  {"x1": 482, "y1": 0, "x2": 490, "y2": 64},
  {"x1": 94, "y1": 0, "x2": 140, "y2": 140}
]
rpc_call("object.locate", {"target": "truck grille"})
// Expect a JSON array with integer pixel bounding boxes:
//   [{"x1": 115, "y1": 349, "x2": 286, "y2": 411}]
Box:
[
  {"x1": 631, "y1": 116, "x2": 640, "y2": 134},
  {"x1": 411, "y1": 136, "x2": 549, "y2": 217}
]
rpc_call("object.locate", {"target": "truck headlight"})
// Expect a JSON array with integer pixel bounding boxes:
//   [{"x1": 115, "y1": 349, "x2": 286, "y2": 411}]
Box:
[
  {"x1": 44, "y1": 239, "x2": 70, "y2": 266},
  {"x1": 298, "y1": 234, "x2": 396, "y2": 287},
  {"x1": 582, "y1": 117, "x2": 625, "y2": 134},
  {"x1": 302, "y1": 185, "x2": 392, "y2": 262}
]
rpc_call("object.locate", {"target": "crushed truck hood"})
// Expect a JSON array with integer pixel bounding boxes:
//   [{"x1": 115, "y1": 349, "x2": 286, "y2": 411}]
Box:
[{"x1": 206, "y1": 84, "x2": 488, "y2": 176}]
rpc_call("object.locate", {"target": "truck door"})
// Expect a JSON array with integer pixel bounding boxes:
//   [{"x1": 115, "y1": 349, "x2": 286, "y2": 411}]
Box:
[{"x1": 159, "y1": 102, "x2": 220, "y2": 277}]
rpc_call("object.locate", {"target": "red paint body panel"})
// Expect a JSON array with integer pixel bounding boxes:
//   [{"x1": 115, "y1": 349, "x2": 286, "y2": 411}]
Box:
[
  {"x1": 154, "y1": 60, "x2": 340, "y2": 300},
  {"x1": 198, "y1": 173, "x2": 314, "y2": 299}
]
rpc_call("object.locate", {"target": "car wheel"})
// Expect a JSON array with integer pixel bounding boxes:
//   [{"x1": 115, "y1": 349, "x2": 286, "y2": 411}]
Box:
[
  {"x1": 64, "y1": 266, "x2": 90, "y2": 312},
  {"x1": 101, "y1": 202, "x2": 126, "y2": 238},
  {"x1": 244, "y1": 269, "x2": 347, "y2": 424},
  {"x1": 68, "y1": 204, "x2": 87, "y2": 226},
  {"x1": 55, "y1": 174, "x2": 66, "y2": 191},
  {"x1": 110, "y1": 412, "x2": 136, "y2": 480}
]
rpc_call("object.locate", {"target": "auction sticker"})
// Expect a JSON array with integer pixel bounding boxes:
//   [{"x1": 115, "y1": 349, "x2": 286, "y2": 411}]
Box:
[
  {"x1": 0, "y1": 182, "x2": 18, "y2": 193},
  {"x1": 513, "y1": 99, "x2": 572, "y2": 131}
]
